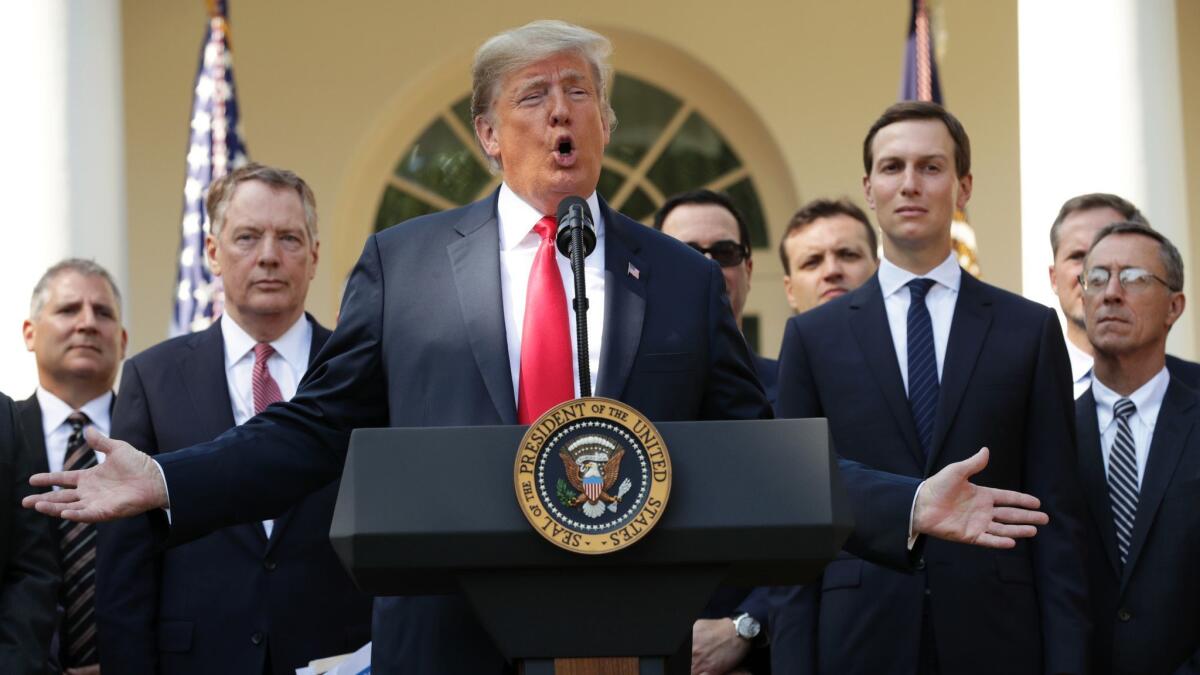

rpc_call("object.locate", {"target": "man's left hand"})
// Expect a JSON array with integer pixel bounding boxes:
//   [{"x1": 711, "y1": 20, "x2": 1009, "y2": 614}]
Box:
[{"x1": 913, "y1": 447, "x2": 1049, "y2": 548}]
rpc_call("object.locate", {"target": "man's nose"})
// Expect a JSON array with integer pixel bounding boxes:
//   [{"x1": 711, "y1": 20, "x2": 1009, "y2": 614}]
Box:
[
  {"x1": 549, "y1": 90, "x2": 570, "y2": 125},
  {"x1": 821, "y1": 255, "x2": 844, "y2": 279},
  {"x1": 900, "y1": 166, "x2": 919, "y2": 195},
  {"x1": 256, "y1": 235, "x2": 282, "y2": 265}
]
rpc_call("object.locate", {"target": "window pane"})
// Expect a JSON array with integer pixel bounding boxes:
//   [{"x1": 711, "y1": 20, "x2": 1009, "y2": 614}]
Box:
[
  {"x1": 598, "y1": 168, "x2": 624, "y2": 200},
  {"x1": 607, "y1": 74, "x2": 681, "y2": 168},
  {"x1": 645, "y1": 111, "x2": 741, "y2": 198},
  {"x1": 394, "y1": 118, "x2": 489, "y2": 205},
  {"x1": 725, "y1": 177, "x2": 768, "y2": 249},
  {"x1": 621, "y1": 187, "x2": 657, "y2": 222},
  {"x1": 374, "y1": 186, "x2": 438, "y2": 232},
  {"x1": 451, "y1": 95, "x2": 473, "y2": 133}
]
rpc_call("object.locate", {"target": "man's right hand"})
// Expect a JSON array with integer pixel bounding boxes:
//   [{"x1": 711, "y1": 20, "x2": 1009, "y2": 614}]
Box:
[
  {"x1": 691, "y1": 617, "x2": 751, "y2": 675},
  {"x1": 23, "y1": 426, "x2": 167, "y2": 523}
]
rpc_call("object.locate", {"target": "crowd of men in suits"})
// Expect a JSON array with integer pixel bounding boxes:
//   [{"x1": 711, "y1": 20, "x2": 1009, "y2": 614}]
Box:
[{"x1": 4, "y1": 18, "x2": 1199, "y2": 675}]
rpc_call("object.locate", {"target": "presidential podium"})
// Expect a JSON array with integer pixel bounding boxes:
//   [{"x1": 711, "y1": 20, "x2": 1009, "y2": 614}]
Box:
[{"x1": 329, "y1": 418, "x2": 852, "y2": 675}]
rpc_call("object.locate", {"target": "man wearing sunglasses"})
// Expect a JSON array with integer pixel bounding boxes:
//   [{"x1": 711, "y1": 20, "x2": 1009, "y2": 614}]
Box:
[{"x1": 1076, "y1": 221, "x2": 1200, "y2": 675}]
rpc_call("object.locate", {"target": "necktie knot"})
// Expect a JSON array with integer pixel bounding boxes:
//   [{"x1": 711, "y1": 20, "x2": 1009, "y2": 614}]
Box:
[
  {"x1": 907, "y1": 277, "x2": 936, "y2": 302},
  {"x1": 534, "y1": 216, "x2": 557, "y2": 243},
  {"x1": 254, "y1": 342, "x2": 276, "y2": 365},
  {"x1": 66, "y1": 411, "x2": 89, "y2": 435},
  {"x1": 1114, "y1": 397, "x2": 1136, "y2": 422}
]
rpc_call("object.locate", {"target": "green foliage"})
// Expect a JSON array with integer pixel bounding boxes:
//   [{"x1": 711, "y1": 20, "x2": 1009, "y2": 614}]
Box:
[{"x1": 557, "y1": 478, "x2": 578, "y2": 507}]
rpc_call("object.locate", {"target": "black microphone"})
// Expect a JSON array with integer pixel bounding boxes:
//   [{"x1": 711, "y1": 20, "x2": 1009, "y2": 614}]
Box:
[
  {"x1": 555, "y1": 195, "x2": 595, "y2": 398},
  {"x1": 555, "y1": 196, "x2": 597, "y2": 258}
]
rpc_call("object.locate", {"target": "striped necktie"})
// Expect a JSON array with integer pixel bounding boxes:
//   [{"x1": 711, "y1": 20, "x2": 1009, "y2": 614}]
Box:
[
  {"x1": 906, "y1": 278, "x2": 939, "y2": 460},
  {"x1": 253, "y1": 342, "x2": 283, "y2": 415},
  {"x1": 1108, "y1": 397, "x2": 1139, "y2": 566},
  {"x1": 59, "y1": 411, "x2": 98, "y2": 667}
]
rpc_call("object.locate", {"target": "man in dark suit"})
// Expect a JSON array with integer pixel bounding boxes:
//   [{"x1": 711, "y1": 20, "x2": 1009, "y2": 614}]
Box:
[
  {"x1": 1046, "y1": 192, "x2": 1200, "y2": 398},
  {"x1": 94, "y1": 164, "x2": 372, "y2": 675},
  {"x1": 770, "y1": 101, "x2": 1090, "y2": 674},
  {"x1": 26, "y1": 22, "x2": 1052, "y2": 675},
  {"x1": 0, "y1": 391, "x2": 59, "y2": 674},
  {"x1": 19, "y1": 258, "x2": 128, "y2": 675},
  {"x1": 779, "y1": 198, "x2": 879, "y2": 318},
  {"x1": 1076, "y1": 221, "x2": 1200, "y2": 674}
]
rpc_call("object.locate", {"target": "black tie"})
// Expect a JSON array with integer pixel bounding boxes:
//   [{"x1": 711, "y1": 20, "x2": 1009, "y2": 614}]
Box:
[
  {"x1": 59, "y1": 412, "x2": 98, "y2": 667},
  {"x1": 906, "y1": 278, "x2": 939, "y2": 459}
]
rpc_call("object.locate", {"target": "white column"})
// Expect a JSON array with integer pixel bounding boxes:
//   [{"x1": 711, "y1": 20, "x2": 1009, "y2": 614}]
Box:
[
  {"x1": 1019, "y1": 0, "x2": 1194, "y2": 359},
  {"x1": 0, "y1": 0, "x2": 126, "y2": 396}
]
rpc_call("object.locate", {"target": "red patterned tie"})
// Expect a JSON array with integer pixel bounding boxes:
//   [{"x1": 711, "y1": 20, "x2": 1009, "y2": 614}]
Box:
[
  {"x1": 517, "y1": 216, "x2": 574, "y2": 424},
  {"x1": 252, "y1": 343, "x2": 283, "y2": 415}
]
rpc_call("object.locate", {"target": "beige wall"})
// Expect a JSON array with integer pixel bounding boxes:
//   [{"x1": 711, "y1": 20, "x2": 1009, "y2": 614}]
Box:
[{"x1": 122, "y1": 0, "x2": 1022, "y2": 359}]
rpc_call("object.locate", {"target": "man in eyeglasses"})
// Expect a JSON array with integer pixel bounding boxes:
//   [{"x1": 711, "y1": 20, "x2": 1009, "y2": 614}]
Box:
[
  {"x1": 654, "y1": 190, "x2": 774, "y2": 405},
  {"x1": 1076, "y1": 221, "x2": 1200, "y2": 674},
  {"x1": 1047, "y1": 193, "x2": 1200, "y2": 397}
]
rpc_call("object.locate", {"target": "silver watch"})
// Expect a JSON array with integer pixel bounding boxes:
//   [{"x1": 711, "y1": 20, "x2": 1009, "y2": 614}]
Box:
[{"x1": 732, "y1": 612, "x2": 761, "y2": 641}]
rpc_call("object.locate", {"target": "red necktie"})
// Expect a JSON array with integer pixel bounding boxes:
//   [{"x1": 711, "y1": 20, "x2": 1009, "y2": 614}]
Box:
[
  {"x1": 252, "y1": 342, "x2": 283, "y2": 415},
  {"x1": 517, "y1": 216, "x2": 574, "y2": 424}
]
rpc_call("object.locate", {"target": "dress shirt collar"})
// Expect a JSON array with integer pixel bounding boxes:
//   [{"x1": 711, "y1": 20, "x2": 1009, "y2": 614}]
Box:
[
  {"x1": 1092, "y1": 365, "x2": 1170, "y2": 432},
  {"x1": 221, "y1": 312, "x2": 312, "y2": 373},
  {"x1": 497, "y1": 183, "x2": 604, "y2": 252},
  {"x1": 1065, "y1": 338, "x2": 1095, "y2": 387},
  {"x1": 35, "y1": 386, "x2": 113, "y2": 436},
  {"x1": 878, "y1": 251, "x2": 962, "y2": 299}
]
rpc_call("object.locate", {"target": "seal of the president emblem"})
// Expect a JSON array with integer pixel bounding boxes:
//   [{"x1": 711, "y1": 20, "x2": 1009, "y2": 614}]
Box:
[{"x1": 514, "y1": 397, "x2": 671, "y2": 554}]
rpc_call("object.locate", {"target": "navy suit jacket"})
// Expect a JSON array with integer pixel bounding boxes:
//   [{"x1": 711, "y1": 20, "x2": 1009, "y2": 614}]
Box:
[
  {"x1": 752, "y1": 352, "x2": 778, "y2": 411},
  {"x1": 1, "y1": 393, "x2": 59, "y2": 675},
  {"x1": 770, "y1": 272, "x2": 1090, "y2": 675},
  {"x1": 1078, "y1": 379, "x2": 1200, "y2": 675},
  {"x1": 94, "y1": 317, "x2": 372, "y2": 675},
  {"x1": 147, "y1": 194, "x2": 920, "y2": 675},
  {"x1": 1166, "y1": 354, "x2": 1200, "y2": 389}
]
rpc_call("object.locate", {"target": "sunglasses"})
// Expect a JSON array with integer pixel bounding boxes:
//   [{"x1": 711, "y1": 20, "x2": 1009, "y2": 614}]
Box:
[{"x1": 687, "y1": 240, "x2": 750, "y2": 268}]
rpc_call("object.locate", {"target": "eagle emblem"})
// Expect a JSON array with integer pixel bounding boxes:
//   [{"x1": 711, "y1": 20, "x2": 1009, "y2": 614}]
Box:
[{"x1": 558, "y1": 435, "x2": 633, "y2": 518}]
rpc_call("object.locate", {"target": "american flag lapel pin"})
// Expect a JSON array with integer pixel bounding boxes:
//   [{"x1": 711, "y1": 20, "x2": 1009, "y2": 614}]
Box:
[{"x1": 627, "y1": 262, "x2": 640, "y2": 280}]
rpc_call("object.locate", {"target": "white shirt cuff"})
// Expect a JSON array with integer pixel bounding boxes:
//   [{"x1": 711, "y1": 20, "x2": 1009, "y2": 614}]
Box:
[
  {"x1": 907, "y1": 480, "x2": 924, "y2": 550},
  {"x1": 154, "y1": 459, "x2": 172, "y2": 524}
]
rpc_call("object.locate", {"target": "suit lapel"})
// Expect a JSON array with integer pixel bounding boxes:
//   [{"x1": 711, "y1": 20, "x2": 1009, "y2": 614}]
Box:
[
  {"x1": 927, "y1": 272, "x2": 992, "y2": 472},
  {"x1": 17, "y1": 396, "x2": 49, "y2": 474},
  {"x1": 595, "y1": 201, "x2": 646, "y2": 400},
  {"x1": 1077, "y1": 390, "x2": 1122, "y2": 578},
  {"x1": 264, "y1": 320, "x2": 333, "y2": 552},
  {"x1": 448, "y1": 194, "x2": 517, "y2": 425},
  {"x1": 1120, "y1": 379, "x2": 1196, "y2": 591},
  {"x1": 847, "y1": 277, "x2": 925, "y2": 470}
]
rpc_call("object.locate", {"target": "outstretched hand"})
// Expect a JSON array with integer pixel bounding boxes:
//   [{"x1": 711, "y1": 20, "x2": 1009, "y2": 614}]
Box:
[
  {"x1": 913, "y1": 447, "x2": 1048, "y2": 548},
  {"x1": 23, "y1": 426, "x2": 168, "y2": 523}
]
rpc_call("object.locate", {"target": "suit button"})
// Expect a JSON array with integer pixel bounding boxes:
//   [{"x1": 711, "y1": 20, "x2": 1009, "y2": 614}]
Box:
[
  {"x1": 915, "y1": 557, "x2": 926, "y2": 571},
  {"x1": 251, "y1": 631, "x2": 264, "y2": 645},
  {"x1": 263, "y1": 559, "x2": 277, "y2": 571},
  {"x1": 1118, "y1": 609, "x2": 1132, "y2": 622}
]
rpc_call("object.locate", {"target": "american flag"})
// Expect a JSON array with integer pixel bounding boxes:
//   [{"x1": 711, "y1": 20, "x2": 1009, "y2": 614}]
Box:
[
  {"x1": 171, "y1": 0, "x2": 248, "y2": 336},
  {"x1": 899, "y1": 0, "x2": 981, "y2": 276}
]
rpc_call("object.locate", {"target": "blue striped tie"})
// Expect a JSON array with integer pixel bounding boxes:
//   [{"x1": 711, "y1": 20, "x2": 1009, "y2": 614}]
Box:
[
  {"x1": 906, "y1": 278, "x2": 939, "y2": 459},
  {"x1": 1107, "y1": 398, "x2": 1139, "y2": 566}
]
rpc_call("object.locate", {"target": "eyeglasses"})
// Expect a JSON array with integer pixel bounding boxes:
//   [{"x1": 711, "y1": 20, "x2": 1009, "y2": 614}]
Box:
[
  {"x1": 1079, "y1": 266, "x2": 1175, "y2": 294},
  {"x1": 687, "y1": 240, "x2": 750, "y2": 268}
]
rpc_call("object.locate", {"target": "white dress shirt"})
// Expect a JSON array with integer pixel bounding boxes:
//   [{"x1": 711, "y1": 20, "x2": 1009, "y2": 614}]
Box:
[
  {"x1": 877, "y1": 252, "x2": 961, "y2": 390},
  {"x1": 497, "y1": 183, "x2": 605, "y2": 398},
  {"x1": 221, "y1": 313, "x2": 313, "y2": 536},
  {"x1": 1092, "y1": 367, "x2": 1169, "y2": 489},
  {"x1": 1066, "y1": 339, "x2": 1095, "y2": 400},
  {"x1": 36, "y1": 388, "x2": 112, "y2": 476}
]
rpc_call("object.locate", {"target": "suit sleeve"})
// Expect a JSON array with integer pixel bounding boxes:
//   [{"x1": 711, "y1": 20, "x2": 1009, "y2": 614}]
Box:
[
  {"x1": 156, "y1": 234, "x2": 391, "y2": 545},
  {"x1": 1026, "y1": 309, "x2": 1091, "y2": 675},
  {"x1": 777, "y1": 317, "x2": 921, "y2": 569},
  {"x1": 96, "y1": 359, "x2": 162, "y2": 674},
  {"x1": 701, "y1": 261, "x2": 773, "y2": 422},
  {"x1": 0, "y1": 398, "x2": 59, "y2": 673}
]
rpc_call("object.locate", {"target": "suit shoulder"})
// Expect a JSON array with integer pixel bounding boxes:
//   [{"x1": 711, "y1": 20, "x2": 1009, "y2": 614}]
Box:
[
  {"x1": 786, "y1": 282, "x2": 864, "y2": 334},
  {"x1": 126, "y1": 331, "x2": 203, "y2": 369},
  {"x1": 969, "y1": 277, "x2": 1055, "y2": 320},
  {"x1": 373, "y1": 201, "x2": 482, "y2": 249},
  {"x1": 621, "y1": 219, "x2": 716, "y2": 275},
  {"x1": 1167, "y1": 355, "x2": 1200, "y2": 390}
]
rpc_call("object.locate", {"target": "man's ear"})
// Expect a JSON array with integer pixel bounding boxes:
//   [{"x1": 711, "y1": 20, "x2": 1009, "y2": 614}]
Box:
[
  {"x1": 205, "y1": 233, "x2": 222, "y2": 277},
  {"x1": 475, "y1": 115, "x2": 502, "y2": 163},
  {"x1": 862, "y1": 175, "x2": 875, "y2": 210},
  {"x1": 956, "y1": 173, "x2": 974, "y2": 211},
  {"x1": 1166, "y1": 292, "x2": 1186, "y2": 329},
  {"x1": 22, "y1": 319, "x2": 35, "y2": 352}
]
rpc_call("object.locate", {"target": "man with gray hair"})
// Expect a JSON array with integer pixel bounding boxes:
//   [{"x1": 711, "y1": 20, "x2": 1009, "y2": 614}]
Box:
[
  {"x1": 27, "y1": 22, "x2": 1052, "y2": 675},
  {"x1": 18, "y1": 257, "x2": 127, "y2": 674},
  {"x1": 1047, "y1": 193, "x2": 1200, "y2": 397}
]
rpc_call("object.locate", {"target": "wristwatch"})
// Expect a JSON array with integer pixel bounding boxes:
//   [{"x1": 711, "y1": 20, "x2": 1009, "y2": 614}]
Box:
[{"x1": 732, "y1": 612, "x2": 761, "y2": 641}]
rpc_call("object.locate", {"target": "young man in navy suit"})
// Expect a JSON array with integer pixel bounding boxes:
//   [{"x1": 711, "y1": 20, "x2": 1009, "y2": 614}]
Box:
[
  {"x1": 1076, "y1": 222, "x2": 1200, "y2": 674},
  {"x1": 94, "y1": 164, "x2": 372, "y2": 675},
  {"x1": 770, "y1": 102, "x2": 1090, "y2": 675},
  {"x1": 27, "y1": 24, "x2": 1053, "y2": 675}
]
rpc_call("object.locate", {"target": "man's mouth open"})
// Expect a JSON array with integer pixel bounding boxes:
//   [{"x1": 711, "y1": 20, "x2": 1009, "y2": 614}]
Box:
[{"x1": 554, "y1": 138, "x2": 576, "y2": 167}]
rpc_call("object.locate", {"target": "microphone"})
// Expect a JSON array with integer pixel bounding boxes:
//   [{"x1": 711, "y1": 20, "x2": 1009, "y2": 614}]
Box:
[
  {"x1": 555, "y1": 196, "x2": 597, "y2": 258},
  {"x1": 554, "y1": 196, "x2": 595, "y2": 398}
]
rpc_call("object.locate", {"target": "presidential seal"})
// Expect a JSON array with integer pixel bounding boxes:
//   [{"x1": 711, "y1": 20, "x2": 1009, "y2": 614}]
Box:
[{"x1": 514, "y1": 397, "x2": 671, "y2": 555}]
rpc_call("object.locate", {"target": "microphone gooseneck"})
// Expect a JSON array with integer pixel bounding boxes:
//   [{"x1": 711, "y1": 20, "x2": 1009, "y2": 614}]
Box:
[{"x1": 555, "y1": 196, "x2": 595, "y2": 398}]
